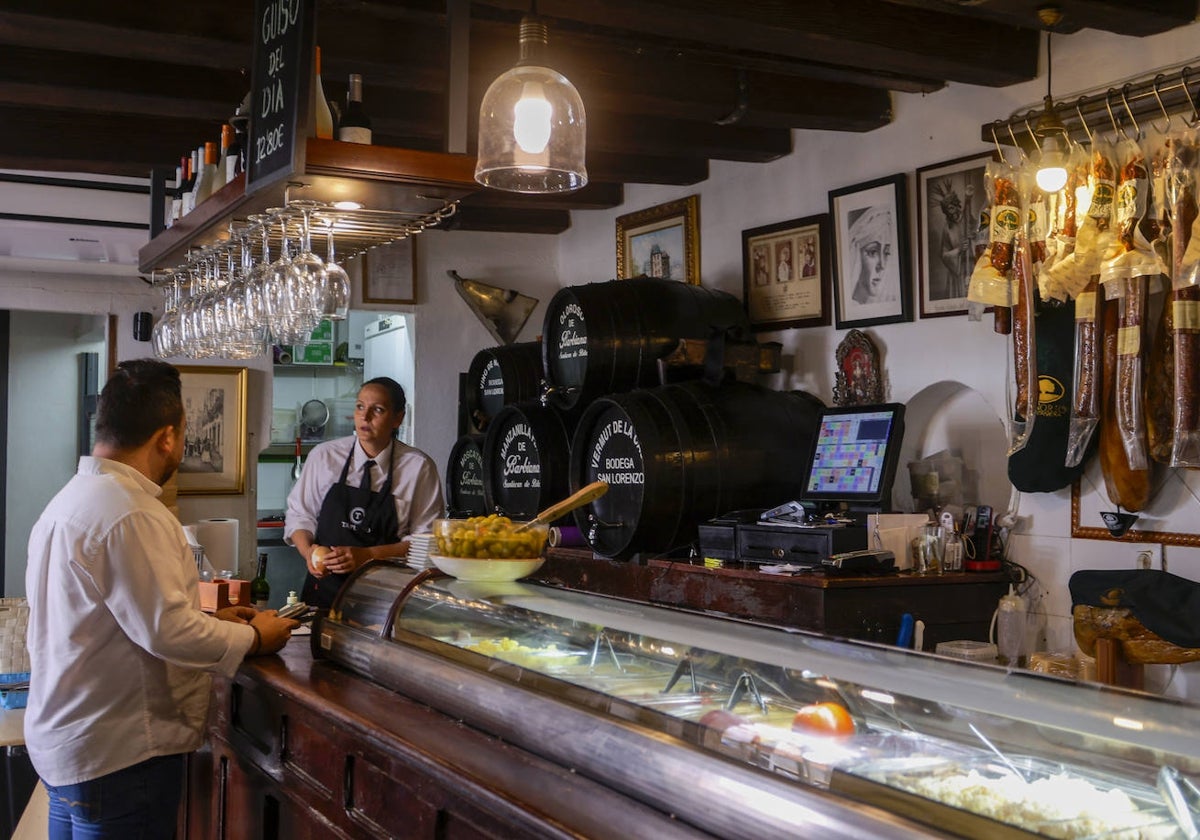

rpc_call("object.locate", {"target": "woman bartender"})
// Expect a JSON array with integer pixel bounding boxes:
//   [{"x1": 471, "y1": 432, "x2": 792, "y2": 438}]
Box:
[{"x1": 285, "y1": 377, "x2": 444, "y2": 608}]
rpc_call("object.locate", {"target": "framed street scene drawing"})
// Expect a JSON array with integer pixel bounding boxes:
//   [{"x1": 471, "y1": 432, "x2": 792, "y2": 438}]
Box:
[
  {"x1": 917, "y1": 152, "x2": 992, "y2": 317},
  {"x1": 828, "y1": 173, "x2": 912, "y2": 329},
  {"x1": 615, "y1": 195, "x2": 700, "y2": 285},
  {"x1": 741, "y1": 213, "x2": 830, "y2": 331},
  {"x1": 177, "y1": 366, "x2": 247, "y2": 495},
  {"x1": 362, "y1": 237, "x2": 417, "y2": 304}
]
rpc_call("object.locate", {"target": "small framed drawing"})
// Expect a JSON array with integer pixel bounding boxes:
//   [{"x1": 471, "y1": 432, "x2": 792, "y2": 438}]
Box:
[
  {"x1": 741, "y1": 213, "x2": 831, "y2": 331},
  {"x1": 828, "y1": 173, "x2": 912, "y2": 329},
  {"x1": 917, "y1": 152, "x2": 993, "y2": 318},
  {"x1": 615, "y1": 194, "x2": 700, "y2": 285},
  {"x1": 362, "y1": 237, "x2": 417, "y2": 304},
  {"x1": 177, "y1": 365, "x2": 247, "y2": 495}
]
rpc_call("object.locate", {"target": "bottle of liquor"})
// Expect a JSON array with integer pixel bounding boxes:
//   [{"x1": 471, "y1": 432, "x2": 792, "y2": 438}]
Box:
[
  {"x1": 181, "y1": 148, "x2": 200, "y2": 215},
  {"x1": 218, "y1": 124, "x2": 239, "y2": 185},
  {"x1": 337, "y1": 74, "x2": 372, "y2": 144},
  {"x1": 310, "y1": 46, "x2": 334, "y2": 140},
  {"x1": 193, "y1": 141, "x2": 219, "y2": 206},
  {"x1": 251, "y1": 552, "x2": 270, "y2": 610}
]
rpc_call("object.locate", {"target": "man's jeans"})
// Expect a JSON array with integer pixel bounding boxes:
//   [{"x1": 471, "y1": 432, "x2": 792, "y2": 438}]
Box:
[{"x1": 43, "y1": 754, "x2": 184, "y2": 840}]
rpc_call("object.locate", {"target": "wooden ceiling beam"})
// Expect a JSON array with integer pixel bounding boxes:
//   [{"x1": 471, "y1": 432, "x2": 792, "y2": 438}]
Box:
[
  {"x1": 445, "y1": 206, "x2": 571, "y2": 234},
  {"x1": 463, "y1": 182, "x2": 624, "y2": 211},
  {"x1": 880, "y1": 0, "x2": 1199, "y2": 37},
  {"x1": 585, "y1": 112, "x2": 792, "y2": 163},
  {"x1": 471, "y1": 0, "x2": 1039, "y2": 88},
  {"x1": 584, "y1": 152, "x2": 709, "y2": 186}
]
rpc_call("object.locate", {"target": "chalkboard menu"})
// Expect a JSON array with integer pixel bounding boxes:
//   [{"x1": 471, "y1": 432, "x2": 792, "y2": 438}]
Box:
[{"x1": 246, "y1": 0, "x2": 317, "y2": 195}]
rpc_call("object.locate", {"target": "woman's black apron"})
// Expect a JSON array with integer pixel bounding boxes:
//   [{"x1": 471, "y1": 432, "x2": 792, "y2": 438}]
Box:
[{"x1": 302, "y1": 443, "x2": 399, "y2": 609}]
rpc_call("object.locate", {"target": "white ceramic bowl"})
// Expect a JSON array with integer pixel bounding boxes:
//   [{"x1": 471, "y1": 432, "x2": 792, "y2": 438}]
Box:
[{"x1": 430, "y1": 554, "x2": 546, "y2": 582}]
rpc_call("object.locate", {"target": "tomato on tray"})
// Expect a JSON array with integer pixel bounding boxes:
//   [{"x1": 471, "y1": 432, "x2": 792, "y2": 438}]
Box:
[{"x1": 791, "y1": 702, "x2": 855, "y2": 737}]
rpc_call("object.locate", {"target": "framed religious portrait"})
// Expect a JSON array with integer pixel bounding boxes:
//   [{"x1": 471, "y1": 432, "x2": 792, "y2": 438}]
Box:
[
  {"x1": 917, "y1": 152, "x2": 993, "y2": 318},
  {"x1": 741, "y1": 213, "x2": 831, "y2": 331},
  {"x1": 362, "y1": 237, "x2": 417, "y2": 304},
  {"x1": 828, "y1": 173, "x2": 912, "y2": 329},
  {"x1": 615, "y1": 195, "x2": 700, "y2": 285},
  {"x1": 176, "y1": 365, "x2": 247, "y2": 495}
]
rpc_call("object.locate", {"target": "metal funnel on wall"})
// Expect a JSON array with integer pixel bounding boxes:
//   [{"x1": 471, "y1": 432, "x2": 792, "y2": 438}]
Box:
[{"x1": 448, "y1": 270, "x2": 538, "y2": 345}]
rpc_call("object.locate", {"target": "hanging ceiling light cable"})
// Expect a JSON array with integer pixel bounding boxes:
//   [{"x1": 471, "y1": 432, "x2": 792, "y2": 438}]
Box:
[
  {"x1": 474, "y1": 1, "x2": 587, "y2": 193},
  {"x1": 1034, "y1": 9, "x2": 1070, "y2": 192}
]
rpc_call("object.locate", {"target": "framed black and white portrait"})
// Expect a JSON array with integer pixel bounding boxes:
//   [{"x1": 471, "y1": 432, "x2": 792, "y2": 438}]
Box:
[
  {"x1": 828, "y1": 173, "x2": 912, "y2": 329},
  {"x1": 917, "y1": 152, "x2": 992, "y2": 318}
]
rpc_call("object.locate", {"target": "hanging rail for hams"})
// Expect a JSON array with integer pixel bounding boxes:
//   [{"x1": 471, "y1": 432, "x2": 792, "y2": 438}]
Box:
[
  {"x1": 149, "y1": 196, "x2": 460, "y2": 286},
  {"x1": 982, "y1": 61, "x2": 1200, "y2": 152}
]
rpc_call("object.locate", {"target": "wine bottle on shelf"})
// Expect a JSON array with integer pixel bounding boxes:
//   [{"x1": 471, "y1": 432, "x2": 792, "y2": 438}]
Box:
[
  {"x1": 181, "y1": 148, "x2": 200, "y2": 215},
  {"x1": 192, "y1": 141, "x2": 219, "y2": 206},
  {"x1": 251, "y1": 553, "x2": 270, "y2": 610},
  {"x1": 219, "y1": 124, "x2": 239, "y2": 185},
  {"x1": 310, "y1": 45, "x2": 334, "y2": 140},
  {"x1": 337, "y1": 73, "x2": 372, "y2": 144}
]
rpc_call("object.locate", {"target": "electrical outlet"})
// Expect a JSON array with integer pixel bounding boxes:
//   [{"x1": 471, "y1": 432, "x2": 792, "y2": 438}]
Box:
[{"x1": 1135, "y1": 546, "x2": 1161, "y2": 570}]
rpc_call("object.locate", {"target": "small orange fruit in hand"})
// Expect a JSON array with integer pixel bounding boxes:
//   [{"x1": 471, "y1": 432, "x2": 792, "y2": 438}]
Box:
[{"x1": 791, "y1": 702, "x2": 855, "y2": 737}]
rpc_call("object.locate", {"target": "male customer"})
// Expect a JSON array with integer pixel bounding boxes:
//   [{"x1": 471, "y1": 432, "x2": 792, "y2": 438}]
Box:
[{"x1": 25, "y1": 359, "x2": 299, "y2": 839}]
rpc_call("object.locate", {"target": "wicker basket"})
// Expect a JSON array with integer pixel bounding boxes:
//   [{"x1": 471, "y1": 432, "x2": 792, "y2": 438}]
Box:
[{"x1": 0, "y1": 597, "x2": 31, "y2": 675}]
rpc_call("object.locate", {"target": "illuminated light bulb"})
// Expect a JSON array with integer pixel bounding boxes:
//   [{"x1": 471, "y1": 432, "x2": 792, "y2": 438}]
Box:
[
  {"x1": 513, "y1": 82, "x2": 553, "y2": 155},
  {"x1": 1036, "y1": 134, "x2": 1069, "y2": 193}
]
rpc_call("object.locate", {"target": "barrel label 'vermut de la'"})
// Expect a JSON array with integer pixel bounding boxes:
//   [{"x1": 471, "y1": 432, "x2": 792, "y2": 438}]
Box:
[
  {"x1": 588, "y1": 419, "x2": 644, "y2": 486},
  {"x1": 500, "y1": 423, "x2": 542, "y2": 490}
]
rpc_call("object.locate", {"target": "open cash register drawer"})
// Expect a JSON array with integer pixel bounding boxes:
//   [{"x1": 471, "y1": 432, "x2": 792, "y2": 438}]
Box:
[{"x1": 315, "y1": 562, "x2": 1200, "y2": 839}]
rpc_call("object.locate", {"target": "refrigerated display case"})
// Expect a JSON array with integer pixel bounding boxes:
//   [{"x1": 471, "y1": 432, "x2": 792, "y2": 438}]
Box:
[{"x1": 315, "y1": 562, "x2": 1200, "y2": 839}]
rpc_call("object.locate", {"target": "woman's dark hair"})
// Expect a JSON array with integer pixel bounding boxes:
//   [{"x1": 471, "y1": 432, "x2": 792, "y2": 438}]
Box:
[
  {"x1": 94, "y1": 359, "x2": 184, "y2": 450},
  {"x1": 361, "y1": 377, "x2": 406, "y2": 415}
]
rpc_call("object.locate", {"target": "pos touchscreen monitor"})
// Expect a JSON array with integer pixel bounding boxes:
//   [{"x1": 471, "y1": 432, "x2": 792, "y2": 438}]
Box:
[{"x1": 799, "y1": 403, "x2": 905, "y2": 512}]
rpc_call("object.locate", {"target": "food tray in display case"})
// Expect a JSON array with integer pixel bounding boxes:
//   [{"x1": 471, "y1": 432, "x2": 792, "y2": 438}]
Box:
[{"x1": 315, "y1": 562, "x2": 1200, "y2": 839}]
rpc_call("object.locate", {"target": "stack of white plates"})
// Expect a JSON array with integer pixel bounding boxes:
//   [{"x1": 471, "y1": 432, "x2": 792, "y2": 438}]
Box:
[{"x1": 406, "y1": 533, "x2": 435, "y2": 570}]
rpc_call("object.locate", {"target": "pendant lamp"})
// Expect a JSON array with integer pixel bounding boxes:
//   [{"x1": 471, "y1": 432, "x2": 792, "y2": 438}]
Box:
[
  {"x1": 1034, "y1": 13, "x2": 1069, "y2": 193},
  {"x1": 474, "y1": 11, "x2": 587, "y2": 193}
]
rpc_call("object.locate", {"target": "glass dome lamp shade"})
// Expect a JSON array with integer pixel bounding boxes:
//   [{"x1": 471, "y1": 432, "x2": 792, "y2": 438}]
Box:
[{"x1": 475, "y1": 16, "x2": 587, "y2": 193}]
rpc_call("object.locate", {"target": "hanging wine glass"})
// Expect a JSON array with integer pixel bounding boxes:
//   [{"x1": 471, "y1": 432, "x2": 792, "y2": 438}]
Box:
[
  {"x1": 288, "y1": 201, "x2": 327, "y2": 326},
  {"x1": 246, "y1": 215, "x2": 273, "y2": 329},
  {"x1": 321, "y1": 220, "x2": 351, "y2": 321}
]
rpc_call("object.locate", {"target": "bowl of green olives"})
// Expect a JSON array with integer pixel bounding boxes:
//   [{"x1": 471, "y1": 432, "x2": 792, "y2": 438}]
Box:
[{"x1": 430, "y1": 515, "x2": 549, "y2": 581}]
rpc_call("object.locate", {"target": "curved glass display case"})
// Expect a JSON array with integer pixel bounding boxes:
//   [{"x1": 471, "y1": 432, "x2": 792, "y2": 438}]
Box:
[{"x1": 317, "y1": 562, "x2": 1200, "y2": 839}]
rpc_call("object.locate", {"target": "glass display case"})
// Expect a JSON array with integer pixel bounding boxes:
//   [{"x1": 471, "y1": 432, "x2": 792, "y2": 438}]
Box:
[{"x1": 317, "y1": 562, "x2": 1200, "y2": 839}]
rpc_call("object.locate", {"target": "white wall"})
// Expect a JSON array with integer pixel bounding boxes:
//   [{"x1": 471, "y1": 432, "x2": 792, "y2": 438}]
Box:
[{"x1": 559, "y1": 22, "x2": 1200, "y2": 698}]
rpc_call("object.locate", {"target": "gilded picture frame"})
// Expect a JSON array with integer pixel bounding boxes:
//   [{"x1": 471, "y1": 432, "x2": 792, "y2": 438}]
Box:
[
  {"x1": 177, "y1": 365, "x2": 247, "y2": 495},
  {"x1": 615, "y1": 195, "x2": 700, "y2": 285}
]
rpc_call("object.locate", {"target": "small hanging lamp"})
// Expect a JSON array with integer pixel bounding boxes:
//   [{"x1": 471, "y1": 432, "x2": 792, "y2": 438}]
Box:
[
  {"x1": 474, "y1": 9, "x2": 587, "y2": 193},
  {"x1": 1034, "y1": 10, "x2": 1069, "y2": 193}
]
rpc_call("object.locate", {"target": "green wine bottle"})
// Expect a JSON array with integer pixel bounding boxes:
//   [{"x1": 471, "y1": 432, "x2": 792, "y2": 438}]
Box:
[{"x1": 251, "y1": 552, "x2": 270, "y2": 610}]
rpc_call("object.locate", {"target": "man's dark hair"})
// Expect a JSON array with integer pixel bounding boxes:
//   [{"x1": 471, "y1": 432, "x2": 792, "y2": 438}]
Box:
[
  {"x1": 95, "y1": 359, "x2": 184, "y2": 450},
  {"x1": 362, "y1": 377, "x2": 406, "y2": 415}
]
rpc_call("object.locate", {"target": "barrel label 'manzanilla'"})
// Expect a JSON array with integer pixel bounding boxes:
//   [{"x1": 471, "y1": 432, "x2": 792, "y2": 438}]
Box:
[
  {"x1": 589, "y1": 418, "x2": 644, "y2": 485},
  {"x1": 555, "y1": 302, "x2": 588, "y2": 360},
  {"x1": 500, "y1": 422, "x2": 541, "y2": 489}
]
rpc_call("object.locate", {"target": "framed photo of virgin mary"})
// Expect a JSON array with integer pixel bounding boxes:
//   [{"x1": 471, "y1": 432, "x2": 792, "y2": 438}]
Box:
[{"x1": 828, "y1": 174, "x2": 912, "y2": 329}]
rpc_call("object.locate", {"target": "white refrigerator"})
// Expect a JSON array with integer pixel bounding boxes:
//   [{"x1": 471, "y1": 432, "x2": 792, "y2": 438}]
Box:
[{"x1": 363, "y1": 315, "x2": 415, "y2": 445}]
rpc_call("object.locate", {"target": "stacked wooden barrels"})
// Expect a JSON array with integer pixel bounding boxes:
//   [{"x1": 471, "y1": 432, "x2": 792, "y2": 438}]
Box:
[{"x1": 445, "y1": 278, "x2": 822, "y2": 555}]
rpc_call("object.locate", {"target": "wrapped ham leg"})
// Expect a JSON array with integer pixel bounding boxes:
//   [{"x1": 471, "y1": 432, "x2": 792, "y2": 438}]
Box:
[
  {"x1": 1168, "y1": 129, "x2": 1200, "y2": 467},
  {"x1": 1099, "y1": 295, "x2": 1152, "y2": 511},
  {"x1": 1009, "y1": 229, "x2": 1037, "y2": 456},
  {"x1": 1065, "y1": 277, "x2": 1100, "y2": 467},
  {"x1": 968, "y1": 160, "x2": 1020, "y2": 333}
]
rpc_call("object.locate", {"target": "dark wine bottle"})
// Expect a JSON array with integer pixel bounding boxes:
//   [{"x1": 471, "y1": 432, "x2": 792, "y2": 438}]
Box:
[
  {"x1": 337, "y1": 73, "x2": 372, "y2": 144},
  {"x1": 251, "y1": 552, "x2": 270, "y2": 610}
]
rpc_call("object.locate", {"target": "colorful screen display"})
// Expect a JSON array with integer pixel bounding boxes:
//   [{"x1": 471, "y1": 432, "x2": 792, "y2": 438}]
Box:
[{"x1": 802, "y1": 406, "x2": 903, "y2": 504}]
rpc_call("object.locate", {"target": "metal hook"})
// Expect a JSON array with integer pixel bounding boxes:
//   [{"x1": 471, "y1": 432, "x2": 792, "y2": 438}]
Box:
[
  {"x1": 1023, "y1": 116, "x2": 1039, "y2": 149},
  {"x1": 1151, "y1": 74, "x2": 1172, "y2": 134},
  {"x1": 1006, "y1": 122, "x2": 1024, "y2": 158},
  {"x1": 990, "y1": 123, "x2": 1007, "y2": 164},
  {"x1": 1120, "y1": 83, "x2": 1140, "y2": 139},
  {"x1": 1182, "y1": 67, "x2": 1200, "y2": 128},
  {"x1": 1074, "y1": 98, "x2": 1093, "y2": 144},
  {"x1": 1105, "y1": 89, "x2": 1126, "y2": 141}
]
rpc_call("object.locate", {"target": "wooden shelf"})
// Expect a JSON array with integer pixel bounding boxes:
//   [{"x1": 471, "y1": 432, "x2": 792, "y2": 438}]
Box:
[{"x1": 138, "y1": 139, "x2": 478, "y2": 273}]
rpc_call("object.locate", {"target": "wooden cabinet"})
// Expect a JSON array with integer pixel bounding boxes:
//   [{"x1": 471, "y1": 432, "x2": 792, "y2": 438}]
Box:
[{"x1": 184, "y1": 646, "x2": 707, "y2": 840}]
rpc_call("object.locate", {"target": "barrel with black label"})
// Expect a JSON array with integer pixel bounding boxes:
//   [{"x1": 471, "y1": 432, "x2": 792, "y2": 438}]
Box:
[
  {"x1": 482, "y1": 401, "x2": 576, "y2": 522},
  {"x1": 465, "y1": 341, "x2": 544, "y2": 431},
  {"x1": 446, "y1": 434, "x2": 488, "y2": 517},
  {"x1": 568, "y1": 380, "x2": 823, "y2": 559},
  {"x1": 542, "y1": 278, "x2": 749, "y2": 411}
]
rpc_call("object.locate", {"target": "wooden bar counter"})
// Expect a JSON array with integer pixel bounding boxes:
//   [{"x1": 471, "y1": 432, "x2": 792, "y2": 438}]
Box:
[
  {"x1": 183, "y1": 641, "x2": 707, "y2": 839},
  {"x1": 534, "y1": 550, "x2": 1009, "y2": 649}
]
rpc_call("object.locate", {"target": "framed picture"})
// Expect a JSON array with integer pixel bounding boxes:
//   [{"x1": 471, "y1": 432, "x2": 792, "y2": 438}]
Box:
[
  {"x1": 615, "y1": 195, "x2": 700, "y2": 285},
  {"x1": 177, "y1": 365, "x2": 247, "y2": 495},
  {"x1": 362, "y1": 237, "x2": 417, "y2": 304},
  {"x1": 828, "y1": 173, "x2": 912, "y2": 329},
  {"x1": 917, "y1": 152, "x2": 993, "y2": 318},
  {"x1": 741, "y1": 213, "x2": 831, "y2": 331}
]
